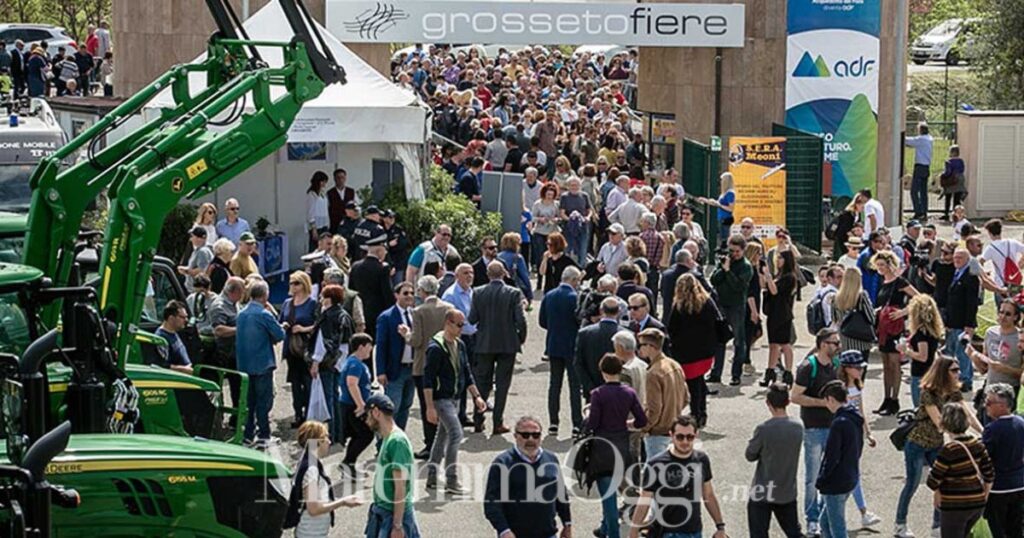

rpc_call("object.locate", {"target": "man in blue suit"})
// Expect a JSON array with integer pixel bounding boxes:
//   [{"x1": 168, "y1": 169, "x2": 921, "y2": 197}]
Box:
[
  {"x1": 376, "y1": 281, "x2": 417, "y2": 428},
  {"x1": 539, "y1": 265, "x2": 584, "y2": 436}
]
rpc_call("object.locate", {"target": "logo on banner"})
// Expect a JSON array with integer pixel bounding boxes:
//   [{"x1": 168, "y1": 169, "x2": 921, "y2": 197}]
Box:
[
  {"x1": 792, "y1": 51, "x2": 875, "y2": 78},
  {"x1": 792, "y1": 52, "x2": 830, "y2": 77},
  {"x1": 344, "y1": 2, "x2": 410, "y2": 39}
]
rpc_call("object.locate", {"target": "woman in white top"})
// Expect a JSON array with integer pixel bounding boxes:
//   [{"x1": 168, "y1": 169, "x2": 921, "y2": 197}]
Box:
[
  {"x1": 292, "y1": 421, "x2": 361, "y2": 538},
  {"x1": 305, "y1": 171, "x2": 330, "y2": 251},
  {"x1": 194, "y1": 202, "x2": 218, "y2": 246}
]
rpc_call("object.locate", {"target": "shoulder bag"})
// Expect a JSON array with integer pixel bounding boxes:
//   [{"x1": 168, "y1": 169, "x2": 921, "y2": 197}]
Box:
[
  {"x1": 889, "y1": 409, "x2": 918, "y2": 451},
  {"x1": 286, "y1": 301, "x2": 308, "y2": 359},
  {"x1": 709, "y1": 298, "x2": 734, "y2": 345},
  {"x1": 840, "y1": 294, "x2": 877, "y2": 343}
]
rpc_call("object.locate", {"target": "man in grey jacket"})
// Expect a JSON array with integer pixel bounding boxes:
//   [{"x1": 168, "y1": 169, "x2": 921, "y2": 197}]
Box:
[
  {"x1": 745, "y1": 383, "x2": 804, "y2": 538},
  {"x1": 469, "y1": 261, "x2": 527, "y2": 435}
]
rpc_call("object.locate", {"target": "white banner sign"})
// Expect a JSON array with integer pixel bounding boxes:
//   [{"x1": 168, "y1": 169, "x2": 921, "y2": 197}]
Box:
[{"x1": 326, "y1": 0, "x2": 745, "y2": 47}]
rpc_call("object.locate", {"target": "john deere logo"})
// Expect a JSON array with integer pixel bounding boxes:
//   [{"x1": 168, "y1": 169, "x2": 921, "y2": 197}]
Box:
[
  {"x1": 793, "y1": 52, "x2": 830, "y2": 77},
  {"x1": 171, "y1": 177, "x2": 184, "y2": 193},
  {"x1": 344, "y1": 2, "x2": 409, "y2": 40}
]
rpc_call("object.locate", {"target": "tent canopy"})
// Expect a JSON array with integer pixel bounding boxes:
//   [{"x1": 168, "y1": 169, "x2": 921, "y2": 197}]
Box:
[{"x1": 145, "y1": 2, "x2": 427, "y2": 144}]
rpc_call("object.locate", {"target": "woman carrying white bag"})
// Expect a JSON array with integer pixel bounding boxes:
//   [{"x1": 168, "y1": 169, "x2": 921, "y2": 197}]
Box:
[{"x1": 307, "y1": 285, "x2": 354, "y2": 444}]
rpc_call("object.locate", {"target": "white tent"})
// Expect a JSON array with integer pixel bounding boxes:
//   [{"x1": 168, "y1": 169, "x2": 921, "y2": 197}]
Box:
[{"x1": 136, "y1": 2, "x2": 429, "y2": 270}]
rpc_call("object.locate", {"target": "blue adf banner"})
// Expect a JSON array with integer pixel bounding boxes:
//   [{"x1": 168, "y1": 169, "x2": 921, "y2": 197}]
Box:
[{"x1": 785, "y1": 0, "x2": 880, "y2": 198}]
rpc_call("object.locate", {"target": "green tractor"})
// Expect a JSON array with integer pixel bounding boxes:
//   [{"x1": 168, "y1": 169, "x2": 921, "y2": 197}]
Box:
[{"x1": 0, "y1": 288, "x2": 292, "y2": 536}]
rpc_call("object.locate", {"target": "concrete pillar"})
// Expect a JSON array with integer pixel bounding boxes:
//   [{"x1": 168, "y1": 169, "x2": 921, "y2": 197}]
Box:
[{"x1": 112, "y1": 0, "x2": 389, "y2": 95}]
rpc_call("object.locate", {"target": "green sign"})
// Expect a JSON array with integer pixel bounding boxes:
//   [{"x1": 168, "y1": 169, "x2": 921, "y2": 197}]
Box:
[{"x1": 710, "y1": 136, "x2": 722, "y2": 152}]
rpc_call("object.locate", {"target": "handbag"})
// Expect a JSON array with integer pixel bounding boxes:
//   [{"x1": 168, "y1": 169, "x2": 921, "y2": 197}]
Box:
[
  {"x1": 286, "y1": 300, "x2": 308, "y2": 359},
  {"x1": 710, "y1": 298, "x2": 734, "y2": 345},
  {"x1": 889, "y1": 409, "x2": 918, "y2": 451},
  {"x1": 306, "y1": 376, "x2": 331, "y2": 422},
  {"x1": 840, "y1": 295, "x2": 877, "y2": 343}
]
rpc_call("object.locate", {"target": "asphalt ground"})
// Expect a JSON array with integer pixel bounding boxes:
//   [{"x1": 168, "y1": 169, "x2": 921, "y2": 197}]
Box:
[{"x1": 269, "y1": 280, "x2": 945, "y2": 537}]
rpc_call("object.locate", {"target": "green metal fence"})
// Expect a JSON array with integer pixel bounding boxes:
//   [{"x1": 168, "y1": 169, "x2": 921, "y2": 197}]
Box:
[
  {"x1": 681, "y1": 138, "x2": 721, "y2": 248},
  {"x1": 771, "y1": 124, "x2": 825, "y2": 253}
]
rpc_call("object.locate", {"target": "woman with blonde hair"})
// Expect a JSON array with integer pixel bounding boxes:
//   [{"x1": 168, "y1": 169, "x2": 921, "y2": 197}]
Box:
[
  {"x1": 696, "y1": 172, "x2": 736, "y2": 248},
  {"x1": 872, "y1": 250, "x2": 918, "y2": 415},
  {"x1": 206, "y1": 237, "x2": 235, "y2": 293},
  {"x1": 551, "y1": 154, "x2": 575, "y2": 189},
  {"x1": 667, "y1": 273, "x2": 718, "y2": 428},
  {"x1": 744, "y1": 242, "x2": 766, "y2": 378},
  {"x1": 288, "y1": 421, "x2": 361, "y2": 537},
  {"x1": 194, "y1": 202, "x2": 218, "y2": 246},
  {"x1": 832, "y1": 266, "x2": 876, "y2": 365},
  {"x1": 279, "y1": 271, "x2": 317, "y2": 427},
  {"x1": 623, "y1": 236, "x2": 648, "y2": 287},
  {"x1": 497, "y1": 231, "x2": 533, "y2": 302},
  {"x1": 899, "y1": 294, "x2": 945, "y2": 406},
  {"x1": 328, "y1": 235, "x2": 350, "y2": 276}
]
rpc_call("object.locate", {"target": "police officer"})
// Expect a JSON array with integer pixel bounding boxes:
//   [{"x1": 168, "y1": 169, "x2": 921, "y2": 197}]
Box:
[
  {"x1": 337, "y1": 201, "x2": 360, "y2": 249},
  {"x1": 350, "y1": 205, "x2": 386, "y2": 262},
  {"x1": 348, "y1": 233, "x2": 395, "y2": 339},
  {"x1": 383, "y1": 210, "x2": 411, "y2": 284}
]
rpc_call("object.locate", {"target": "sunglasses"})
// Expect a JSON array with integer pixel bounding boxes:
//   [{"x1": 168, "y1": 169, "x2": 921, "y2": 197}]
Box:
[
  {"x1": 516, "y1": 431, "x2": 542, "y2": 439},
  {"x1": 674, "y1": 433, "x2": 696, "y2": 441},
  {"x1": 439, "y1": 232, "x2": 452, "y2": 238},
  {"x1": 627, "y1": 305, "x2": 645, "y2": 311},
  {"x1": 227, "y1": 207, "x2": 240, "y2": 212},
  {"x1": 741, "y1": 225, "x2": 753, "y2": 229},
  {"x1": 451, "y1": 322, "x2": 465, "y2": 328}
]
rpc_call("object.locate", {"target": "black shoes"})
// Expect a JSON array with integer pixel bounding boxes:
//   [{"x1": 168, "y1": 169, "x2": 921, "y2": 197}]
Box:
[
  {"x1": 414, "y1": 448, "x2": 430, "y2": 460},
  {"x1": 729, "y1": 377, "x2": 741, "y2": 386},
  {"x1": 874, "y1": 398, "x2": 900, "y2": 416}
]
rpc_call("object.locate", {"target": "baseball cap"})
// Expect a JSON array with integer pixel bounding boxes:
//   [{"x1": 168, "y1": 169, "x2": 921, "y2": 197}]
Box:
[
  {"x1": 239, "y1": 232, "x2": 256, "y2": 243},
  {"x1": 608, "y1": 223, "x2": 625, "y2": 235},
  {"x1": 839, "y1": 350, "x2": 867, "y2": 367},
  {"x1": 190, "y1": 226, "x2": 208, "y2": 238},
  {"x1": 366, "y1": 393, "x2": 395, "y2": 414}
]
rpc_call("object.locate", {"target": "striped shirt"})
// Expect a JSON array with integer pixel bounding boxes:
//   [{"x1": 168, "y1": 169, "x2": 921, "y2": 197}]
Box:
[{"x1": 926, "y1": 436, "x2": 995, "y2": 511}]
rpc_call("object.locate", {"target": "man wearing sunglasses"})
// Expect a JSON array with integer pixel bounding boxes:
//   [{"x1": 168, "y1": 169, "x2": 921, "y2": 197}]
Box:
[
  {"x1": 628, "y1": 415, "x2": 726, "y2": 538},
  {"x1": 483, "y1": 416, "x2": 572, "y2": 538},
  {"x1": 215, "y1": 197, "x2": 250, "y2": 246}
]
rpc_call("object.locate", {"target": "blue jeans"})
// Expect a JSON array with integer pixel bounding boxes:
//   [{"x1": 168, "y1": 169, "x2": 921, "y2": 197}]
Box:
[
  {"x1": 896, "y1": 440, "x2": 941, "y2": 527},
  {"x1": 803, "y1": 428, "x2": 829, "y2": 524},
  {"x1": 365, "y1": 502, "x2": 420, "y2": 538},
  {"x1": 243, "y1": 371, "x2": 274, "y2": 441},
  {"x1": 910, "y1": 375, "x2": 922, "y2": 407},
  {"x1": 911, "y1": 164, "x2": 930, "y2": 217},
  {"x1": 820, "y1": 492, "x2": 850, "y2": 538},
  {"x1": 317, "y1": 369, "x2": 343, "y2": 443},
  {"x1": 567, "y1": 222, "x2": 591, "y2": 265},
  {"x1": 427, "y1": 399, "x2": 463, "y2": 484},
  {"x1": 945, "y1": 329, "x2": 974, "y2": 388},
  {"x1": 711, "y1": 304, "x2": 747, "y2": 380},
  {"x1": 596, "y1": 475, "x2": 620, "y2": 538},
  {"x1": 385, "y1": 365, "x2": 416, "y2": 429},
  {"x1": 851, "y1": 478, "x2": 867, "y2": 511},
  {"x1": 644, "y1": 435, "x2": 671, "y2": 462},
  {"x1": 718, "y1": 220, "x2": 732, "y2": 247}
]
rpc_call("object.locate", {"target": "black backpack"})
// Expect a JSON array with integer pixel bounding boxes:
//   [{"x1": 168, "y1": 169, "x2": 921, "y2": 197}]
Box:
[
  {"x1": 805, "y1": 290, "x2": 834, "y2": 334},
  {"x1": 283, "y1": 455, "x2": 334, "y2": 529}
]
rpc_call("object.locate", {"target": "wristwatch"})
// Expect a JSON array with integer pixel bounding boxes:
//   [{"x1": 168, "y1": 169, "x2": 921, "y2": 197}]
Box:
[{"x1": 716, "y1": 522, "x2": 726, "y2": 531}]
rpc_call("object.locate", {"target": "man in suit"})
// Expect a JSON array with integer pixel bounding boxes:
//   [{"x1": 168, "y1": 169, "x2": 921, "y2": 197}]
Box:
[
  {"x1": 472, "y1": 236, "x2": 499, "y2": 288},
  {"x1": 539, "y1": 265, "x2": 584, "y2": 435},
  {"x1": 375, "y1": 281, "x2": 417, "y2": 429},
  {"x1": 469, "y1": 261, "x2": 528, "y2": 435},
  {"x1": 626, "y1": 293, "x2": 670, "y2": 351},
  {"x1": 616, "y1": 263, "x2": 654, "y2": 309},
  {"x1": 660, "y1": 249, "x2": 689, "y2": 325},
  {"x1": 403, "y1": 276, "x2": 452, "y2": 459},
  {"x1": 946, "y1": 247, "x2": 981, "y2": 391},
  {"x1": 575, "y1": 297, "x2": 626, "y2": 401},
  {"x1": 348, "y1": 234, "x2": 394, "y2": 338},
  {"x1": 327, "y1": 168, "x2": 357, "y2": 233}
]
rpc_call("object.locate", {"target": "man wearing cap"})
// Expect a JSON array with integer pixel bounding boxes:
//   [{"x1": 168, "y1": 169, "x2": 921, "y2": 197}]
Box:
[
  {"x1": 350, "y1": 206, "x2": 386, "y2": 262},
  {"x1": 177, "y1": 226, "x2": 213, "y2": 293},
  {"x1": 348, "y1": 233, "x2": 395, "y2": 339},
  {"x1": 215, "y1": 198, "x2": 250, "y2": 245},
  {"x1": 597, "y1": 223, "x2": 628, "y2": 277},
  {"x1": 327, "y1": 168, "x2": 357, "y2": 233},
  {"x1": 337, "y1": 201, "x2": 361, "y2": 248},
  {"x1": 363, "y1": 393, "x2": 422, "y2": 537},
  {"x1": 229, "y1": 232, "x2": 260, "y2": 279}
]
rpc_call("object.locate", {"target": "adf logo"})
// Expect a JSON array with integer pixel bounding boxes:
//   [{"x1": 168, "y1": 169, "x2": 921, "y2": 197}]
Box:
[{"x1": 793, "y1": 51, "x2": 875, "y2": 78}]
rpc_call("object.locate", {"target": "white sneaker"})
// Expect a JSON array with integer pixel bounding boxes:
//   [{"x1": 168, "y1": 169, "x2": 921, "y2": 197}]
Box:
[
  {"x1": 893, "y1": 523, "x2": 915, "y2": 538},
  {"x1": 930, "y1": 527, "x2": 940, "y2": 538},
  {"x1": 861, "y1": 511, "x2": 881, "y2": 527},
  {"x1": 806, "y1": 521, "x2": 821, "y2": 537}
]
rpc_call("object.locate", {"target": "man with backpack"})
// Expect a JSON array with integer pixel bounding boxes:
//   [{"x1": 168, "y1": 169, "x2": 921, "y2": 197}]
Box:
[
  {"x1": 807, "y1": 265, "x2": 842, "y2": 335},
  {"x1": 790, "y1": 328, "x2": 841, "y2": 537},
  {"x1": 981, "y1": 219, "x2": 1024, "y2": 306}
]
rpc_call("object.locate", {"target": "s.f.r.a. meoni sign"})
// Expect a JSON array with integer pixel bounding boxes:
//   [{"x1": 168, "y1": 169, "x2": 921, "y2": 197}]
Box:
[{"x1": 326, "y1": 0, "x2": 745, "y2": 47}]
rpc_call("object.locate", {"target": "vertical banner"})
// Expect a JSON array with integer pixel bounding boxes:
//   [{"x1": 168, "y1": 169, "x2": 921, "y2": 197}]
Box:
[
  {"x1": 729, "y1": 137, "x2": 787, "y2": 248},
  {"x1": 785, "y1": 0, "x2": 880, "y2": 199}
]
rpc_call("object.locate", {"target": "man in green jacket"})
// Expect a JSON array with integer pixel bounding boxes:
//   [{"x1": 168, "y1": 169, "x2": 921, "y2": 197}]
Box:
[{"x1": 709, "y1": 234, "x2": 753, "y2": 386}]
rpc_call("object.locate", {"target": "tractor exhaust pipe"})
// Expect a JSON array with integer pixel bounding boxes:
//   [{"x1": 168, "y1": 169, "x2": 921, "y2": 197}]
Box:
[{"x1": 19, "y1": 329, "x2": 59, "y2": 443}]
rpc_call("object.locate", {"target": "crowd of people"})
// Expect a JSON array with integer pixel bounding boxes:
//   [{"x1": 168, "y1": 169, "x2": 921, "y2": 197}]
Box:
[
  {"x1": 0, "y1": 22, "x2": 114, "y2": 99},
  {"x1": 139, "y1": 43, "x2": 1024, "y2": 538}
]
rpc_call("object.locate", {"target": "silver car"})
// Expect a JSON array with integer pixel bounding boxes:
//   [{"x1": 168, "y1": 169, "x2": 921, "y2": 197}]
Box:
[{"x1": 0, "y1": 23, "x2": 77, "y2": 58}]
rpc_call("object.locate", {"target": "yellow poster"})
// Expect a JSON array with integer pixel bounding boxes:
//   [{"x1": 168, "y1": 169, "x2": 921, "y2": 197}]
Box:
[{"x1": 728, "y1": 137, "x2": 786, "y2": 248}]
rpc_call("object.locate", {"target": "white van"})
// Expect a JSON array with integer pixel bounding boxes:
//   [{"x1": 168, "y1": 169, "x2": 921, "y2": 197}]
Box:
[
  {"x1": 910, "y1": 18, "x2": 981, "y2": 66},
  {"x1": 0, "y1": 98, "x2": 68, "y2": 212}
]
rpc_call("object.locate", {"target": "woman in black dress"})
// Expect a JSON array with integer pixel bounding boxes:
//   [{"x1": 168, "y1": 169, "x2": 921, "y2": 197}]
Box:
[
  {"x1": 872, "y1": 250, "x2": 918, "y2": 416},
  {"x1": 763, "y1": 249, "x2": 798, "y2": 381},
  {"x1": 538, "y1": 232, "x2": 578, "y2": 295},
  {"x1": 667, "y1": 273, "x2": 719, "y2": 428}
]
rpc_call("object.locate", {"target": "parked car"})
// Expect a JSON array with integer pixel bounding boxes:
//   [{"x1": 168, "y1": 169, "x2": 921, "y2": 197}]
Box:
[
  {"x1": 0, "y1": 23, "x2": 77, "y2": 57},
  {"x1": 910, "y1": 18, "x2": 980, "y2": 66},
  {"x1": 572, "y1": 44, "x2": 631, "y2": 60}
]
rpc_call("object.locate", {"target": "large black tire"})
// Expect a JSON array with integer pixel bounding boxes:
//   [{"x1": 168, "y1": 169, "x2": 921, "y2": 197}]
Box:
[
  {"x1": 945, "y1": 50, "x2": 960, "y2": 66},
  {"x1": 912, "y1": 59, "x2": 926, "y2": 65}
]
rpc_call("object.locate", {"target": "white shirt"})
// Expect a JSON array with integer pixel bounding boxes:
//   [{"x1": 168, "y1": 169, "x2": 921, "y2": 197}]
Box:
[
  {"x1": 982, "y1": 238, "x2": 1024, "y2": 287},
  {"x1": 295, "y1": 467, "x2": 331, "y2": 537},
  {"x1": 306, "y1": 191, "x2": 329, "y2": 230},
  {"x1": 862, "y1": 199, "x2": 885, "y2": 239},
  {"x1": 622, "y1": 356, "x2": 647, "y2": 403},
  {"x1": 199, "y1": 223, "x2": 217, "y2": 246},
  {"x1": 401, "y1": 308, "x2": 414, "y2": 364}
]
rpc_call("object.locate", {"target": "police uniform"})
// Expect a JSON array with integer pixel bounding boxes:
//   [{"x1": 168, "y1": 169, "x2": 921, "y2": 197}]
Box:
[
  {"x1": 349, "y1": 206, "x2": 385, "y2": 262},
  {"x1": 384, "y1": 212, "x2": 411, "y2": 276},
  {"x1": 347, "y1": 233, "x2": 394, "y2": 339}
]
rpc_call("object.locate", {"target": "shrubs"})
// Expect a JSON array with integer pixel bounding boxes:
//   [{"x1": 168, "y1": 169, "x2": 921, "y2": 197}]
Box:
[{"x1": 158, "y1": 203, "x2": 198, "y2": 263}]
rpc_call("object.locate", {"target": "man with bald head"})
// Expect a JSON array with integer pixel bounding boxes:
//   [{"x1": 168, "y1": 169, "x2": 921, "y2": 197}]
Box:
[{"x1": 468, "y1": 261, "x2": 528, "y2": 435}]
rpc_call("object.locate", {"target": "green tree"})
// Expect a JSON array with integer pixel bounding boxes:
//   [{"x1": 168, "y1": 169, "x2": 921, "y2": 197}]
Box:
[
  {"x1": 0, "y1": 0, "x2": 111, "y2": 41},
  {"x1": 972, "y1": 0, "x2": 1024, "y2": 109},
  {"x1": 909, "y1": 0, "x2": 985, "y2": 41}
]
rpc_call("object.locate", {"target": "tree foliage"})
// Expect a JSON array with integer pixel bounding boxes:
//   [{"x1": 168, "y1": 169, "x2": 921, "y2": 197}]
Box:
[
  {"x1": 0, "y1": 0, "x2": 111, "y2": 42},
  {"x1": 909, "y1": 0, "x2": 985, "y2": 41},
  {"x1": 972, "y1": 0, "x2": 1024, "y2": 109}
]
